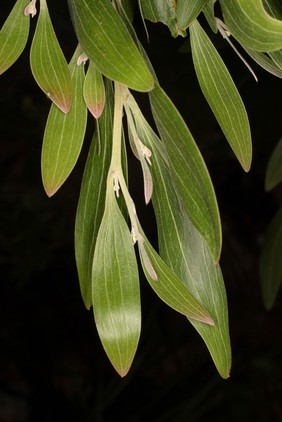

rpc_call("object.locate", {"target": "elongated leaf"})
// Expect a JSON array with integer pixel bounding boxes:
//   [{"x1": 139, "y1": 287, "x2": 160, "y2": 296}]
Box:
[
  {"x1": 141, "y1": 127, "x2": 231, "y2": 378},
  {"x1": 83, "y1": 61, "x2": 106, "y2": 118},
  {"x1": 260, "y1": 207, "x2": 282, "y2": 310},
  {"x1": 138, "y1": 234, "x2": 215, "y2": 326},
  {"x1": 30, "y1": 0, "x2": 72, "y2": 112},
  {"x1": 147, "y1": 84, "x2": 222, "y2": 262},
  {"x1": 75, "y1": 82, "x2": 114, "y2": 309},
  {"x1": 244, "y1": 48, "x2": 282, "y2": 78},
  {"x1": 138, "y1": 0, "x2": 185, "y2": 37},
  {"x1": 92, "y1": 189, "x2": 141, "y2": 377},
  {"x1": 0, "y1": 0, "x2": 30, "y2": 75},
  {"x1": 176, "y1": 0, "x2": 208, "y2": 30},
  {"x1": 220, "y1": 0, "x2": 282, "y2": 52},
  {"x1": 203, "y1": 0, "x2": 218, "y2": 33},
  {"x1": 41, "y1": 46, "x2": 87, "y2": 196},
  {"x1": 190, "y1": 20, "x2": 252, "y2": 172},
  {"x1": 264, "y1": 0, "x2": 282, "y2": 68},
  {"x1": 265, "y1": 137, "x2": 282, "y2": 191},
  {"x1": 67, "y1": 0, "x2": 153, "y2": 92}
]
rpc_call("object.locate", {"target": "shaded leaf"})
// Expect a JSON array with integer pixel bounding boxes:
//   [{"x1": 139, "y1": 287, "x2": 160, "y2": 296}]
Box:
[
  {"x1": 265, "y1": 137, "x2": 282, "y2": 191},
  {"x1": 220, "y1": 0, "x2": 282, "y2": 52},
  {"x1": 190, "y1": 19, "x2": 252, "y2": 172},
  {"x1": 138, "y1": 0, "x2": 185, "y2": 37},
  {"x1": 68, "y1": 0, "x2": 153, "y2": 92},
  {"x1": 176, "y1": 0, "x2": 208, "y2": 30},
  {"x1": 203, "y1": 0, "x2": 218, "y2": 34},
  {"x1": 260, "y1": 207, "x2": 282, "y2": 310},
  {"x1": 92, "y1": 189, "x2": 141, "y2": 377},
  {"x1": 75, "y1": 82, "x2": 114, "y2": 308},
  {"x1": 0, "y1": 0, "x2": 30, "y2": 75},
  {"x1": 30, "y1": 0, "x2": 72, "y2": 112},
  {"x1": 83, "y1": 61, "x2": 106, "y2": 119},
  {"x1": 41, "y1": 46, "x2": 87, "y2": 196},
  {"x1": 148, "y1": 84, "x2": 222, "y2": 262}
]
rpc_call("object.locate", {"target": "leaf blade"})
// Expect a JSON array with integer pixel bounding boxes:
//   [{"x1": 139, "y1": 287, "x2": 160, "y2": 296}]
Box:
[{"x1": 176, "y1": 0, "x2": 208, "y2": 30}]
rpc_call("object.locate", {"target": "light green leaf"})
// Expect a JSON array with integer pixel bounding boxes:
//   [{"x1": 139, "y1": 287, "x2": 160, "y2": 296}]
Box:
[
  {"x1": 75, "y1": 83, "x2": 114, "y2": 308},
  {"x1": 67, "y1": 0, "x2": 153, "y2": 92},
  {"x1": 264, "y1": 0, "x2": 282, "y2": 68},
  {"x1": 244, "y1": 48, "x2": 282, "y2": 78},
  {"x1": 203, "y1": 0, "x2": 218, "y2": 33},
  {"x1": 141, "y1": 126, "x2": 231, "y2": 379},
  {"x1": 30, "y1": 0, "x2": 72, "y2": 112},
  {"x1": 220, "y1": 0, "x2": 282, "y2": 52},
  {"x1": 138, "y1": 0, "x2": 185, "y2": 37},
  {"x1": 148, "y1": 84, "x2": 222, "y2": 263},
  {"x1": 176, "y1": 0, "x2": 208, "y2": 30},
  {"x1": 92, "y1": 189, "x2": 141, "y2": 377},
  {"x1": 260, "y1": 207, "x2": 282, "y2": 310},
  {"x1": 265, "y1": 137, "x2": 282, "y2": 191},
  {"x1": 83, "y1": 61, "x2": 105, "y2": 119},
  {"x1": 190, "y1": 19, "x2": 252, "y2": 172},
  {"x1": 41, "y1": 46, "x2": 87, "y2": 196},
  {"x1": 0, "y1": 0, "x2": 30, "y2": 75},
  {"x1": 138, "y1": 234, "x2": 215, "y2": 326}
]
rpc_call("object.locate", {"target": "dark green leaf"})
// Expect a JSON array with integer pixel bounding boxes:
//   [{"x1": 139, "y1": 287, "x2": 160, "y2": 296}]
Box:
[
  {"x1": 260, "y1": 207, "x2": 282, "y2": 310},
  {"x1": 203, "y1": 0, "x2": 218, "y2": 33},
  {"x1": 92, "y1": 189, "x2": 141, "y2": 377},
  {"x1": 30, "y1": 0, "x2": 72, "y2": 112},
  {"x1": 148, "y1": 84, "x2": 222, "y2": 262},
  {"x1": 190, "y1": 19, "x2": 252, "y2": 172},
  {"x1": 265, "y1": 137, "x2": 282, "y2": 191},
  {"x1": 41, "y1": 46, "x2": 87, "y2": 196},
  {"x1": 0, "y1": 0, "x2": 30, "y2": 75},
  {"x1": 68, "y1": 0, "x2": 153, "y2": 92}
]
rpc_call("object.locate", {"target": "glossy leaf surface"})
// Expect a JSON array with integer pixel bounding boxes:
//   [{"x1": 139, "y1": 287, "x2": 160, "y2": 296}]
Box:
[
  {"x1": 30, "y1": 0, "x2": 72, "y2": 112},
  {"x1": 83, "y1": 61, "x2": 106, "y2": 119},
  {"x1": 220, "y1": 0, "x2": 282, "y2": 52},
  {"x1": 176, "y1": 0, "x2": 208, "y2": 30},
  {"x1": 190, "y1": 20, "x2": 252, "y2": 172},
  {"x1": 41, "y1": 46, "x2": 87, "y2": 196},
  {"x1": 68, "y1": 0, "x2": 153, "y2": 92},
  {"x1": 0, "y1": 0, "x2": 30, "y2": 75},
  {"x1": 148, "y1": 84, "x2": 222, "y2": 262},
  {"x1": 75, "y1": 83, "x2": 114, "y2": 308},
  {"x1": 265, "y1": 137, "x2": 282, "y2": 191},
  {"x1": 260, "y1": 207, "x2": 282, "y2": 310},
  {"x1": 92, "y1": 190, "x2": 141, "y2": 377}
]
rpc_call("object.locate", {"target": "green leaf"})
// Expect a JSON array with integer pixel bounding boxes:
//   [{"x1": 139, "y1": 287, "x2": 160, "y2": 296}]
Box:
[
  {"x1": 92, "y1": 189, "x2": 141, "y2": 377},
  {"x1": 264, "y1": 0, "x2": 282, "y2": 68},
  {"x1": 0, "y1": 0, "x2": 30, "y2": 75},
  {"x1": 244, "y1": 48, "x2": 282, "y2": 78},
  {"x1": 203, "y1": 0, "x2": 218, "y2": 34},
  {"x1": 41, "y1": 46, "x2": 87, "y2": 196},
  {"x1": 67, "y1": 0, "x2": 153, "y2": 92},
  {"x1": 265, "y1": 137, "x2": 282, "y2": 191},
  {"x1": 260, "y1": 207, "x2": 282, "y2": 310},
  {"x1": 141, "y1": 127, "x2": 231, "y2": 379},
  {"x1": 138, "y1": 234, "x2": 215, "y2": 326},
  {"x1": 190, "y1": 19, "x2": 252, "y2": 172},
  {"x1": 75, "y1": 82, "x2": 114, "y2": 309},
  {"x1": 30, "y1": 0, "x2": 72, "y2": 112},
  {"x1": 176, "y1": 0, "x2": 208, "y2": 30},
  {"x1": 138, "y1": 0, "x2": 185, "y2": 37},
  {"x1": 83, "y1": 61, "x2": 106, "y2": 119},
  {"x1": 148, "y1": 84, "x2": 222, "y2": 262},
  {"x1": 220, "y1": 0, "x2": 282, "y2": 52}
]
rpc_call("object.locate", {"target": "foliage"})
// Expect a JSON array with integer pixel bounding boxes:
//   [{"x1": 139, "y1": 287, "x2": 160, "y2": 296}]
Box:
[{"x1": 0, "y1": 0, "x2": 281, "y2": 379}]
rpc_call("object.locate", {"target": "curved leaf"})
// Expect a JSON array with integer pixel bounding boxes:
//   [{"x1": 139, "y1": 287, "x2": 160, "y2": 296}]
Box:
[
  {"x1": 83, "y1": 61, "x2": 106, "y2": 119},
  {"x1": 176, "y1": 0, "x2": 208, "y2": 30},
  {"x1": 244, "y1": 48, "x2": 282, "y2": 78},
  {"x1": 41, "y1": 46, "x2": 87, "y2": 196},
  {"x1": 147, "y1": 84, "x2": 222, "y2": 262},
  {"x1": 0, "y1": 0, "x2": 30, "y2": 75},
  {"x1": 141, "y1": 127, "x2": 231, "y2": 379},
  {"x1": 75, "y1": 83, "x2": 114, "y2": 308},
  {"x1": 265, "y1": 137, "x2": 282, "y2": 191},
  {"x1": 30, "y1": 0, "x2": 72, "y2": 112},
  {"x1": 67, "y1": 0, "x2": 153, "y2": 92},
  {"x1": 190, "y1": 20, "x2": 252, "y2": 172},
  {"x1": 260, "y1": 207, "x2": 282, "y2": 310},
  {"x1": 220, "y1": 0, "x2": 282, "y2": 52},
  {"x1": 203, "y1": 0, "x2": 218, "y2": 34},
  {"x1": 92, "y1": 189, "x2": 141, "y2": 377}
]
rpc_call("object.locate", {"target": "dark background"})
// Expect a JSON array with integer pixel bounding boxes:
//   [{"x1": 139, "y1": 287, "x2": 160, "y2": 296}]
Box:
[{"x1": 1, "y1": 2, "x2": 282, "y2": 421}]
